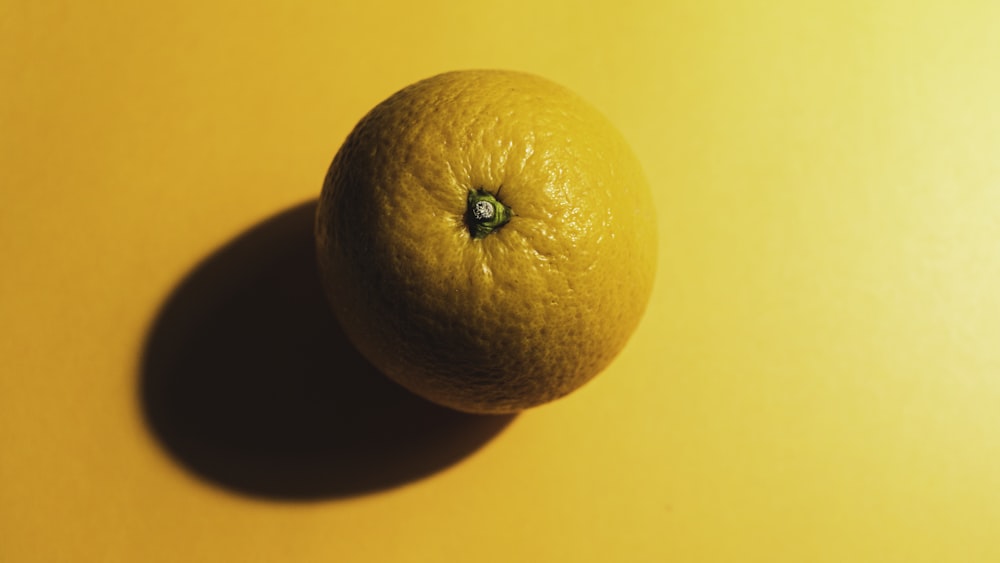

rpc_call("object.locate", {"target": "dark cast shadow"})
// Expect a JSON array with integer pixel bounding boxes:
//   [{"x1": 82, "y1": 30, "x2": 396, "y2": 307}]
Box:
[{"x1": 139, "y1": 199, "x2": 515, "y2": 501}]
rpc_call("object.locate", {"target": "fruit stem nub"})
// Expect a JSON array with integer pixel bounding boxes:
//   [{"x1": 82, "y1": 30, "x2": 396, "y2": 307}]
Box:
[{"x1": 466, "y1": 188, "x2": 512, "y2": 239}]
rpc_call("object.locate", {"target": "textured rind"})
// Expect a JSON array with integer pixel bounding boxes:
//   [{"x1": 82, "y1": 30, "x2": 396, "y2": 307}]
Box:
[{"x1": 316, "y1": 70, "x2": 657, "y2": 414}]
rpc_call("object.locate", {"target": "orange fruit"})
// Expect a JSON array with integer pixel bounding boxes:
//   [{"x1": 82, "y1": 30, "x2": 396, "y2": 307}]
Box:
[{"x1": 315, "y1": 70, "x2": 657, "y2": 414}]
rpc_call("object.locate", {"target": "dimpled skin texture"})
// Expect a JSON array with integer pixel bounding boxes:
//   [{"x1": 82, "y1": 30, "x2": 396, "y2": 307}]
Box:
[{"x1": 316, "y1": 70, "x2": 657, "y2": 414}]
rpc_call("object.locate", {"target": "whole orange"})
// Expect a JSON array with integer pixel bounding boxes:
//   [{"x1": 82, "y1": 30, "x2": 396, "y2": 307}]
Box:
[{"x1": 316, "y1": 70, "x2": 657, "y2": 414}]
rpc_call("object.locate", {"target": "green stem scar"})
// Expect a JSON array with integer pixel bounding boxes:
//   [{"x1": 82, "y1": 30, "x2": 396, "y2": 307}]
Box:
[{"x1": 466, "y1": 188, "x2": 512, "y2": 239}]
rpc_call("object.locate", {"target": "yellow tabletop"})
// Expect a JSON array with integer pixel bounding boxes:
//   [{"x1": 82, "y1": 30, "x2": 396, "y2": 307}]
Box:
[{"x1": 4, "y1": 1, "x2": 1000, "y2": 561}]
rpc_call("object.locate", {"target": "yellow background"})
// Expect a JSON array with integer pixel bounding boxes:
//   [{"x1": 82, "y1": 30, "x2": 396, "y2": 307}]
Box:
[{"x1": 3, "y1": 1, "x2": 1000, "y2": 561}]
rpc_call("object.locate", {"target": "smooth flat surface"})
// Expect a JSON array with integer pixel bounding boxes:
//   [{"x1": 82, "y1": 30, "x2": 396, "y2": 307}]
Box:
[{"x1": 4, "y1": 1, "x2": 1000, "y2": 561}]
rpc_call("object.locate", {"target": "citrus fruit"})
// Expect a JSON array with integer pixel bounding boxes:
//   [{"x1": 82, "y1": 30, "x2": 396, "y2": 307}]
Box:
[{"x1": 315, "y1": 70, "x2": 657, "y2": 414}]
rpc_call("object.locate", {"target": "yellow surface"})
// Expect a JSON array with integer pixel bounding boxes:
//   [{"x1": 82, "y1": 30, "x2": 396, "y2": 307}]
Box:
[{"x1": 3, "y1": 1, "x2": 1000, "y2": 561}]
